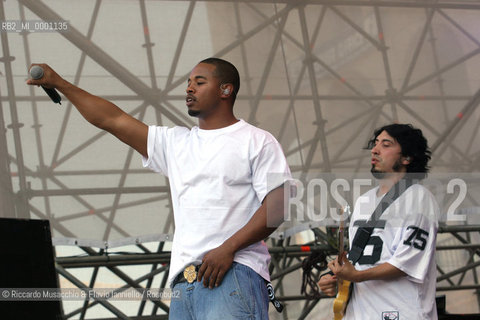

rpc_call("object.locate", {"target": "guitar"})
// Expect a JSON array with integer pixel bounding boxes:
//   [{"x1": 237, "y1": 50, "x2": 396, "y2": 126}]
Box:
[{"x1": 333, "y1": 205, "x2": 351, "y2": 320}]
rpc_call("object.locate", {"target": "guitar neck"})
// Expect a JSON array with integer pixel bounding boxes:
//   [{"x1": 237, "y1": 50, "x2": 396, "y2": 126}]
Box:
[
  {"x1": 338, "y1": 205, "x2": 350, "y2": 264},
  {"x1": 338, "y1": 219, "x2": 345, "y2": 263}
]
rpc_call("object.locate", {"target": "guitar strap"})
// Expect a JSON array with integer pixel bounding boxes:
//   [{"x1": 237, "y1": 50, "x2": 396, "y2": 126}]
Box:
[{"x1": 348, "y1": 179, "x2": 414, "y2": 265}]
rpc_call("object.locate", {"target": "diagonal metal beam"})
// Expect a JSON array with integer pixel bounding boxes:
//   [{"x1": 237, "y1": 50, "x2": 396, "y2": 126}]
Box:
[
  {"x1": 400, "y1": 7, "x2": 435, "y2": 92},
  {"x1": 395, "y1": 99, "x2": 471, "y2": 161},
  {"x1": 18, "y1": 0, "x2": 191, "y2": 128},
  {"x1": 56, "y1": 263, "x2": 131, "y2": 320},
  {"x1": 298, "y1": 4, "x2": 331, "y2": 174},
  {"x1": 161, "y1": 3, "x2": 294, "y2": 95},
  {"x1": 165, "y1": 1, "x2": 196, "y2": 87},
  {"x1": 402, "y1": 46, "x2": 480, "y2": 94},
  {"x1": 247, "y1": 4, "x2": 291, "y2": 124},
  {"x1": 182, "y1": 0, "x2": 480, "y2": 10},
  {"x1": 430, "y1": 87, "x2": 480, "y2": 162},
  {"x1": 63, "y1": 264, "x2": 169, "y2": 319},
  {"x1": 329, "y1": 5, "x2": 384, "y2": 50},
  {"x1": 102, "y1": 106, "x2": 148, "y2": 241},
  {"x1": 438, "y1": 9, "x2": 480, "y2": 48},
  {"x1": 234, "y1": 2, "x2": 255, "y2": 118},
  {"x1": 0, "y1": 1, "x2": 30, "y2": 219},
  {"x1": 374, "y1": 6, "x2": 399, "y2": 120},
  {"x1": 50, "y1": 0, "x2": 103, "y2": 169},
  {"x1": 279, "y1": 2, "x2": 325, "y2": 155}
]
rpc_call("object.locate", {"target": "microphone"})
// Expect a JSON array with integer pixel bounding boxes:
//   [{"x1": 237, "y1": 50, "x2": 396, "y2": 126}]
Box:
[{"x1": 29, "y1": 65, "x2": 62, "y2": 105}]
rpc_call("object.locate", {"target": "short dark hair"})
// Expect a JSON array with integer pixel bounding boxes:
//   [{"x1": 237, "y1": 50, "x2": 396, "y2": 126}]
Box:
[
  {"x1": 367, "y1": 123, "x2": 431, "y2": 179},
  {"x1": 200, "y1": 57, "x2": 240, "y2": 102}
]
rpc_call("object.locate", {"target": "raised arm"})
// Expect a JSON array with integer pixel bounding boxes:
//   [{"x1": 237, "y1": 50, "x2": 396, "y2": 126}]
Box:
[{"x1": 26, "y1": 64, "x2": 148, "y2": 157}]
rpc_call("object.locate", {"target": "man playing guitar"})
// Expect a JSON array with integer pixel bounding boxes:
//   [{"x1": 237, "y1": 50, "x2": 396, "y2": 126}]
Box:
[{"x1": 318, "y1": 124, "x2": 439, "y2": 320}]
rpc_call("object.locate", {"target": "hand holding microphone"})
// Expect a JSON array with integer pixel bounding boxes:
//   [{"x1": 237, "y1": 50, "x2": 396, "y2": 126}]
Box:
[{"x1": 28, "y1": 65, "x2": 62, "y2": 105}]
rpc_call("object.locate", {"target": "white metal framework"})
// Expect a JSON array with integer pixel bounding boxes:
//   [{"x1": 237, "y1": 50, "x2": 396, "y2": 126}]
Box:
[{"x1": 1, "y1": 1, "x2": 480, "y2": 318}]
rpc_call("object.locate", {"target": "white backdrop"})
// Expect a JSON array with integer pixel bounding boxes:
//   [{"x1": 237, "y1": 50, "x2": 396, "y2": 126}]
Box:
[{"x1": 1, "y1": 0, "x2": 480, "y2": 318}]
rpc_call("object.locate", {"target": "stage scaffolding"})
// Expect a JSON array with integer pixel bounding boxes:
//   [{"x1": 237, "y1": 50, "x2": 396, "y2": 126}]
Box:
[{"x1": 1, "y1": 0, "x2": 480, "y2": 318}]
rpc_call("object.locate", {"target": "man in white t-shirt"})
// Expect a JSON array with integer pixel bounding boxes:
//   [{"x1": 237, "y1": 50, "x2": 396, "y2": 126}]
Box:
[
  {"x1": 27, "y1": 58, "x2": 291, "y2": 319},
  {"x1": 318, "y1": 124, "x2": 439, "y2": 320}
]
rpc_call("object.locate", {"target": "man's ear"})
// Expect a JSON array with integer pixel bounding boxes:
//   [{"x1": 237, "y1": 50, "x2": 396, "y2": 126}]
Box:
[
  {"x1": 220, "y1": 84, "x2": 233, "y2": 97},
  {"x1": 402, "y1": 156, "x2": 411, "y2": 165}
]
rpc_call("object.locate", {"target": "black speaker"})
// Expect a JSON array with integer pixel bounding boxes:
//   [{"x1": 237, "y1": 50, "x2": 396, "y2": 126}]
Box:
[{"x1": 0, "y1": 218, "x2": 62, "y2": 319}]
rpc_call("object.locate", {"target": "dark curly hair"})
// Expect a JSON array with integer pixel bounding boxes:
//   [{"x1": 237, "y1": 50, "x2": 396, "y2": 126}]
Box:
[
  {"x1": 199, "y1": 57, "x2": 240, "y2": 103},
  {"x1": 367, "y1": 124, "x2": 432, "y2": 179}
]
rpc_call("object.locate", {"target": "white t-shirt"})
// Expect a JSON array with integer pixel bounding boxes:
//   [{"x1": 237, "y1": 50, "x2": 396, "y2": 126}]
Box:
[
  {"x1": 142, "y1": 119, "x2": 291, "y2": 286},
  {"x1": 345, "y1": 184, "x2": 439, "y2": 320}
]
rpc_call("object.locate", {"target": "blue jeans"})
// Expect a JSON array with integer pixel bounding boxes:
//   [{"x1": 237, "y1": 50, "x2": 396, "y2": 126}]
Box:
[{"x1": 169, "y1": 262, "x2": 269, "y2": 320}]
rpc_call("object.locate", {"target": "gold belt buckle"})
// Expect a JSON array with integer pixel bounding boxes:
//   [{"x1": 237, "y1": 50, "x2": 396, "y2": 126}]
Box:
[{"x1": 183, "y1": 264, "x2": 197, "y2": 284}]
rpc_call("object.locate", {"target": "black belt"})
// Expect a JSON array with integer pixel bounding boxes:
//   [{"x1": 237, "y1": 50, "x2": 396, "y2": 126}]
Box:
[{"x1": 172, "y1": 264, "x2": 201, "y2": 287}]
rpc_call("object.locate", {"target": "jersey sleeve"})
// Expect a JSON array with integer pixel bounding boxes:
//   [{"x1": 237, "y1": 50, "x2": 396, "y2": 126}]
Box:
[
  {"x1": 142, "y1": 125, "x2": 170, "y2": 176},
  {"x1": 387, "y1": 186, "x2": 439, "y2": 282}
]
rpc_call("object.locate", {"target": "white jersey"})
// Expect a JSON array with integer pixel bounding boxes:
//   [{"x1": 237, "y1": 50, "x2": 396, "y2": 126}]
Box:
[
  {"x1": 344, "y1": 183, "x2": 439, "y2": 320},
  {"x1": 142, "y1": 119, "x2": 291, "y2": 286}
]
